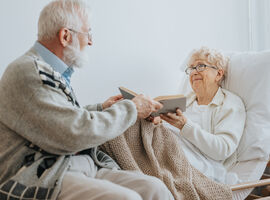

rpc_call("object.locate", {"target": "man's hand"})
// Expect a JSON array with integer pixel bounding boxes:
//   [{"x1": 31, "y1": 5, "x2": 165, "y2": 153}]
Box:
[
  {"x1": 102, "y1": 94, "x2": 123, "y2": 110},
  {"x1": 132, "y1": 94, "x2": 163, "y2": 119},
  {"x1": 160, "y1": 108, "x2": 186, "y2": 130}
]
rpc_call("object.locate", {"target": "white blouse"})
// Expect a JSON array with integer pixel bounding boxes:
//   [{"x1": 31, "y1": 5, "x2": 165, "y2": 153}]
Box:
[{"x1": 164, "y1": 87, "x2": 246, "y2": 183}]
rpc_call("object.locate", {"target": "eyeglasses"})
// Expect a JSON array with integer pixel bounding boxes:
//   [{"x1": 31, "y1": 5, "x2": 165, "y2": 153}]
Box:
[
  {"x1": 68, "y1": 28, "x2": 92, "y2": 41},
  {"x1": 185, "y1": 64, "x2": 218, "y2": 75}
]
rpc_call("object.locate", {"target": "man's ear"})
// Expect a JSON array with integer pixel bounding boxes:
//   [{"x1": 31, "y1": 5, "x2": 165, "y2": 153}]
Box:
[{"x1": 58, "y1": 28, "x2": 72, "y2": 47}]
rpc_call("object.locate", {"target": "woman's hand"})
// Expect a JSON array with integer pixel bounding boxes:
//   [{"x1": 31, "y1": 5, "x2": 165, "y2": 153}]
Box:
[
  {"x1": 146, "y1": 116, "x2": 162, "y2": 125},
  {"x1": 160, "y1": 108, "x2": 187, "y2": 130},
  {"x1": 102, "y1": 94, "x2": 123, "y2": 110}
]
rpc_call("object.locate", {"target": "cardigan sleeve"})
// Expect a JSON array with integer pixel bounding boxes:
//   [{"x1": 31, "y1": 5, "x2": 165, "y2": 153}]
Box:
[
  {"x1": 181, "y1": 101, "x2": 246, "y2": 161},
  {"x1": 1, "y1": 57, "x2": 137, "y2": 155},
  {"x1": 84, "y1": 103, "x2": 103, "y2": 111}
]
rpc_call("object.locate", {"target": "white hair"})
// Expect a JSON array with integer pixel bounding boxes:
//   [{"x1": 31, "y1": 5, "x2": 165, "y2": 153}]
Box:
[
  {"x1": 38, "y1": 0, "x2": 91, "y2": 41},
  {"x1": 188, "y1": 47, "x2": 229, "y2": 72},
  {"x1": 188, "y1": 46, "x2": 229, "y2": 83}
]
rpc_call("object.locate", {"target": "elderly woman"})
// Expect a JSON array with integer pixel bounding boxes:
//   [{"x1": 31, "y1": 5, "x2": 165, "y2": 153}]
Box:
[{"x1": 160, "y1": 47, "x2": 246, "y2": 184}]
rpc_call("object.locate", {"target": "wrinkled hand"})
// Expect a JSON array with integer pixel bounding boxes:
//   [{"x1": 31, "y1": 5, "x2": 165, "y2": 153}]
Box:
[
  {"x1": 132, "y1": 94, "x2": 163, "y2": 119},
  {"x1": 102, "y1": 94, "x2": 123, "y2": 110},
  {"x1": 160, "y1": 108, "x2": 186, "y2": 130},
  {"x1": 146, "y1": 116, "x2": 162, "y2": 125}
]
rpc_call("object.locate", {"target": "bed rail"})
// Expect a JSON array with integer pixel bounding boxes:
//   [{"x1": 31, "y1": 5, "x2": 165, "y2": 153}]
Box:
[{"x1": 231, "y1": 178, "x2": 270, "y2": 191}]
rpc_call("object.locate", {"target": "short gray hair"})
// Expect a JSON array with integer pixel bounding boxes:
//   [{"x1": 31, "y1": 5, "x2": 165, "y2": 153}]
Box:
[{"x1": 38, "y1": 0, "x2": 91, "y2": 41}]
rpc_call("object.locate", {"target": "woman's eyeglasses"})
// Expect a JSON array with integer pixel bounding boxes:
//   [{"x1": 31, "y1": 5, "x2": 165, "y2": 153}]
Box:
[{"x1": 185, "y1": 64, "x2": 218, "y2": 75}]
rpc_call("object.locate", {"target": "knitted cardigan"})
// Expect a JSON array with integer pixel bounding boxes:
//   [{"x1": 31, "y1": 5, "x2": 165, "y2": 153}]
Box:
[{"x1": 0, "y1": 47, "x2": 137, "y2": 200}]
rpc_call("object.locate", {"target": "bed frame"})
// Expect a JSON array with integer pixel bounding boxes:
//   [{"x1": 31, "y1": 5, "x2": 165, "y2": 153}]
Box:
[{"x1": 231, "y1": 161, "x2": 270, "y2": 199}]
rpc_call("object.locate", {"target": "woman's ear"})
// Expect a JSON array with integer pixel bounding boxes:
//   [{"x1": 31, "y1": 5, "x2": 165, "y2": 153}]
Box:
[
  {"x1": 58, "y1": 28, "x2": 72, "y2": 47},
  {"x1": 215, "y1": 69, "x2": 224, "y2": 83}
]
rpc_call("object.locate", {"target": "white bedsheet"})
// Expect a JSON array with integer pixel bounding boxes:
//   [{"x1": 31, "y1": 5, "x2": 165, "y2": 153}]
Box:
[{"x1": 231, "y1": 158, "x2": 268, "y2": 200}]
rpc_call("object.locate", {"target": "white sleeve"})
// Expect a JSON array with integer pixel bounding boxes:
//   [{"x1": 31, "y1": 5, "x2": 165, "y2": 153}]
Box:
[{"x1": 181, "y1": 106, "x2": 246, "y2": 161}]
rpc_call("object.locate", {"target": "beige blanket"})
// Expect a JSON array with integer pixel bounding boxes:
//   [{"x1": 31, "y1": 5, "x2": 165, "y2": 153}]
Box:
[{"x1": 101, "y1": 120, "x2": 232, "y2": 200}]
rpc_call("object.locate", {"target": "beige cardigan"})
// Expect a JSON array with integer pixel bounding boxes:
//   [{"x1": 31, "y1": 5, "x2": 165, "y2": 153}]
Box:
[{"x1": 0, "y1": 47, "x2": 137, "y2": 199}]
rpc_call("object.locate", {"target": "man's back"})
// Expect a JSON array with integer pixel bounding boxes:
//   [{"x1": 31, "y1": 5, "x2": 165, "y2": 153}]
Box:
[{"x1": 0, "y1": 50, "x2": 35, "y2": 182}]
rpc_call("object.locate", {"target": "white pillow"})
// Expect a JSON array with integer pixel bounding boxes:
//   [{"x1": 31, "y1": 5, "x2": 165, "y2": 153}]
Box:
[{"x1": 178, "y1": 50, "x2": 270, "y2": 162}]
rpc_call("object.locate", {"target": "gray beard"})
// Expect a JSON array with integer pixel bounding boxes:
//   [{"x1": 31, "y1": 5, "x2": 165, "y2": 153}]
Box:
[{"x1": 62, "y1": 39, "x2": 89, "y2": 68}]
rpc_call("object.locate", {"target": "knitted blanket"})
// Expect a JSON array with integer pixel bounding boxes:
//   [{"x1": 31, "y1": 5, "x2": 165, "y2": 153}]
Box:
[{"x1": 101, "y1": 120, "x2": 232, "y2": 200}]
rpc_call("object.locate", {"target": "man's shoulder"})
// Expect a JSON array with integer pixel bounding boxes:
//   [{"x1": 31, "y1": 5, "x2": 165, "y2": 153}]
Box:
[
  {"x1": 7, "y1": 48, "x2": 53, "y2": 76},
  {"x1": 2, "y1": 48, "x2": 63, "y2": 86}
]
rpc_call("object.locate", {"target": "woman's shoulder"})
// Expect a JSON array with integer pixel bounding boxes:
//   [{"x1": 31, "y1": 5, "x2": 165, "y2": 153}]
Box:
[{"x1": 220, "y1": 88, "x2": 245, "y2": 111}]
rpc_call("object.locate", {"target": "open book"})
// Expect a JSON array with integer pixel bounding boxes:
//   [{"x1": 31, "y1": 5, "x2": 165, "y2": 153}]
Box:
[{"x1": 119, "y1": 87, "x2": 186, "y2": 117}]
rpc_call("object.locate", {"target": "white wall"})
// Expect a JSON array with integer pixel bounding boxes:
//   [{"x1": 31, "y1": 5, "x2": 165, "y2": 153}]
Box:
[
  {"x1": 0, "y1": 0, "x2": 249, "y2": 105},
  {"x1": 248, "y1": 0, "x2": 270, "y2": 51}
]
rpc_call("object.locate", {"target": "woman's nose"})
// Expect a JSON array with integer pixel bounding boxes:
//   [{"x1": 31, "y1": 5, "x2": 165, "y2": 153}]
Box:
[{"x1": 190, "y1": 69, "x2": 199, "y2": 75}]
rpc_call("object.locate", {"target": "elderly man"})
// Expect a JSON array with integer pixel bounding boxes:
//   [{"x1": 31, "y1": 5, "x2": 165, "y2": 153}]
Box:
[{"x1": 0, "y1": 0, "x2": 174, "y2": 200}]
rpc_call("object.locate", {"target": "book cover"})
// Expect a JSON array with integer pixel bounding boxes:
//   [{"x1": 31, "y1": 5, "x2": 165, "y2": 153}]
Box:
[{"x1": 119, "y1": 87, "x2": 186, "y2": 117}]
